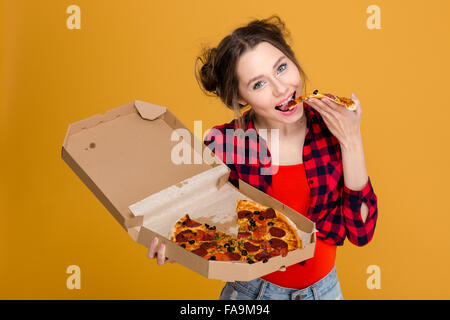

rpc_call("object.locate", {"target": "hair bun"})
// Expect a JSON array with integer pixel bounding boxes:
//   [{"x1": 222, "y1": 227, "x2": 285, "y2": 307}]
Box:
[{"x1": 195, "y1": 47, "x2": 219, "y2": 95}]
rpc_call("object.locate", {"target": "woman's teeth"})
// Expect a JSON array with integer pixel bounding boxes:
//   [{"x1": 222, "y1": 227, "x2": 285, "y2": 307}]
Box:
[
  {"x1": 279, "y1": 99, "x2": 291, "y2": 106},
  {"x1": 275, "y1": 93, "x2": 295, "y2": 111}
]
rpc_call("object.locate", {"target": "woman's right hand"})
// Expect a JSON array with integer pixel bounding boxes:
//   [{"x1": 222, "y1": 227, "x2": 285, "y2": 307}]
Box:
[{"x1": 147, "y1": 236, "x2": 176, "y2": 265}]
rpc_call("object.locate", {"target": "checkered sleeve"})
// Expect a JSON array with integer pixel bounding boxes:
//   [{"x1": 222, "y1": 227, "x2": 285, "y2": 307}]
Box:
[{"x1": 342, "y1": 176, "x2": 378, "y2": 246}]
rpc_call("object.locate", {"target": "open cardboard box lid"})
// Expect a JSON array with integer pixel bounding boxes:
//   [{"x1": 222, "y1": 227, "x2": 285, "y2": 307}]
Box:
[{"x1": 61, "y1": 100, "x2": 317, "y2": 281}]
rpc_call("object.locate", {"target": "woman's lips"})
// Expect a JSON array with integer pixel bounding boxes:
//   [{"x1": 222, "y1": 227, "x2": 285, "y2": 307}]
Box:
[
  {"x1": 275, "y1": 98, "x2": 297, "y2": 111},
  {"x1": 275, "y1": 91, "x2": 295, "y2": 107},
  {"x1": 275, "y1": 104, "x2": 298, "y2": 116},
  {"x1": 275, "y1": 92, "x2": 296, "y2": 110}
]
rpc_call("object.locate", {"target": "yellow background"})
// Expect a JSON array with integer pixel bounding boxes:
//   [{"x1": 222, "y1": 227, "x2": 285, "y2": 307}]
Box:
[{"x1": 1, "y1": 0, "x2": 449, "y2": 299}]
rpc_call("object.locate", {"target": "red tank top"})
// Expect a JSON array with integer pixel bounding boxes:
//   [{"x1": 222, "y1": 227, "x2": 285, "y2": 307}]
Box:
[{"x1": 261, "y1": 163, "x2": 337, "y2": 289}]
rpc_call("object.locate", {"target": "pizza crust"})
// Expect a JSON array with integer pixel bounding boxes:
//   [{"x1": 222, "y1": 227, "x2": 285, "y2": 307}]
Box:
[{"x1": 276, "y1": 213, "x2": 303, "y2": 250}]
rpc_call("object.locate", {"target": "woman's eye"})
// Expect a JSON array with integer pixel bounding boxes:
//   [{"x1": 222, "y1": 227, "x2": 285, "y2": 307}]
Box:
[
  {"x1": 278, "y1": 63, "x2": 287, "y2": 73},
  {"x1": 252, "y1": 63, "x2": 287, "y2": 90},
  {"x1": 253, "y1": 81, "x2": 264, "y2": 90}
]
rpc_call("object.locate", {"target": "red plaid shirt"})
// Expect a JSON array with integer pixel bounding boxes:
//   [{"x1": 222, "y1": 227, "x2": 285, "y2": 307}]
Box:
[{"x1": 203, "y1": 103, "x2": 378, "y2": 246}]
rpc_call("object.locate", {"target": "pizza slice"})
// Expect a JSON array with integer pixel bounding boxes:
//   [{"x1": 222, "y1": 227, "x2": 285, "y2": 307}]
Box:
[
  {"x1": 288, "y1": 89, "x2": 356, "y2": 111},
  {"x1": 235, "y1": 200, "x2": 302, "y2": 263},
  {"x1": 170, "y1": 214, "x2": 243, "y2": 261}
]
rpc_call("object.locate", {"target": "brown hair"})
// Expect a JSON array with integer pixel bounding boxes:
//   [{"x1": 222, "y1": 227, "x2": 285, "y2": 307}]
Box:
[{"x1": 195, "y1": 15, "x2": 309, "y2": 129}]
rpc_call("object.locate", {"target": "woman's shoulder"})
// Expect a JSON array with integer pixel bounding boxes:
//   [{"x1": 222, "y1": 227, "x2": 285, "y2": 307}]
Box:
[
  {"x1": 203, "y1": 117, "x2": 236, "y2": 146},
  {"x1": 207, "y1": 116, "x2": 237, "y2": 131},
  {"x1": 209, "y1": 118, "x2": 236, "y2": 132},
  {"x1": 203, "y1": 110, "x2": 253, "y2": 142}
]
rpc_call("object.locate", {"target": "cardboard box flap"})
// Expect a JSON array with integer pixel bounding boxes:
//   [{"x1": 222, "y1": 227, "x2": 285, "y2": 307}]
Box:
[
  {"x1": 134, "y1": 100, "x2": 167, "y2": 120},
  {"x1": 61, "y1": 100, "x2": 220, "y2": 230}
]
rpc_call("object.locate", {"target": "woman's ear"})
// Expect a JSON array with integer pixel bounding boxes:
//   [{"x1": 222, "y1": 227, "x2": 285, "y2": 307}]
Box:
[{"x1": 237, "y1": 97, "x2": 248, "y2": 106}]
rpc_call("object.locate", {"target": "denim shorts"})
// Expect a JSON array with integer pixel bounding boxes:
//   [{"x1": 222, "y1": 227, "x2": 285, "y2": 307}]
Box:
[{"x1": 219, "y1": 265, "x2": 343, "y2": 300}]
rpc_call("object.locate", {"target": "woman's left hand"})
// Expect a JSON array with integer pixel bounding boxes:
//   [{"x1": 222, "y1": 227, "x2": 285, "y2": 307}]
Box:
[{"x1": 306, "y1": 93, "x2": 362, "y2": 147}]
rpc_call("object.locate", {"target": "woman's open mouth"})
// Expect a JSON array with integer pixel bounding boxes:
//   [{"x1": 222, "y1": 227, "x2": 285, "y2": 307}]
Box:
[{"x1": 275, "y1": 92, "x2": 298, "y2": 113}]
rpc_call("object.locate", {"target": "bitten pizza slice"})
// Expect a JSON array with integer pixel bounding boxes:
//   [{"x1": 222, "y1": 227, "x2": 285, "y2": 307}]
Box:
[
  {"x1": 288, "y1": 89, "x2": 356, "y2": 111},
  {"x1": 170, "y1": 214, "x2": 244, "y2": 262}
]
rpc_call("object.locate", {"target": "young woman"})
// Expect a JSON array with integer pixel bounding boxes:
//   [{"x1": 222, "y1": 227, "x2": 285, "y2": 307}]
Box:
[{"x1": 148, "y1": 15, "x2": 378, "y2": 300}]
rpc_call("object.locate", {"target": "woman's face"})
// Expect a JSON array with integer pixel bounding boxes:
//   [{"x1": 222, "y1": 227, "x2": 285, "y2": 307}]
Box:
[{"x1": 236, "y1": 41, "x2": 304, "y2": 126}]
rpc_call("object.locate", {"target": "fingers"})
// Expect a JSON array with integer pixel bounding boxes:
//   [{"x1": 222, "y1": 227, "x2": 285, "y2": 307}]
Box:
[
  {"x1": 148, "y1": 236, "x2": 158, "y2": 259},
  {"x1": 320, "y1": 97, "x2": 342, "y2": 113},
  {"x1": 157, "y1": 243, "x2": 166, "y2": 266},
  {"x1": 148, "y1": 237, "x2": 171, "y2": 266},
  {"x1": 351, "y1": 93, "x2": 363, "y2": 117},
  {"x1": 350, "y1": 93, "x2": 360, "y2": 104},
  {"x1": 307, "y1": 98, "x2": 336, "y2": 120}
]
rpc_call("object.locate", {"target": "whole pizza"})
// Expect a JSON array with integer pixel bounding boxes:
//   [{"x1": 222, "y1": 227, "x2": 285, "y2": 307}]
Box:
[{"x1": 170, "y1": 200, "x2": 302, "y2": 264}]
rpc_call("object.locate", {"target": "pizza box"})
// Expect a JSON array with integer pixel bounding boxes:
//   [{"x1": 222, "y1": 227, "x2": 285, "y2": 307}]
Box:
[{"x1": 61, "y1": 100, "x2": 317, "y2": 282}]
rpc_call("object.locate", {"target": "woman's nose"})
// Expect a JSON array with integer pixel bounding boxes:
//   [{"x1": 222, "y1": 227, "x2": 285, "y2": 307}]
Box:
[
  {"x1": 273, "y1": 87, "x2": 290, "y2": 99},
  {"x1": 271, "y1": 79, "x2": 289, "y2": 97}
]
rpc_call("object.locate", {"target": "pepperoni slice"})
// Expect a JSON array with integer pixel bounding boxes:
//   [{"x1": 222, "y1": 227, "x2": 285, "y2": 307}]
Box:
[
  {"x1": 269, "y1": 227, "x2": 286, "y2": 238},
  {"x1": 269, "y1": 238, "x2": 288, "y2": 249},
  {"x1": 280, "y1": 247, "x2": 289, "y2": 257},
  {"x1": 254, "y1": 251, "x2": 271, "y2": 261},
  {"x1": 180, "y1": 230, "x2": 195, "y2": 235},
  {"x1": 185, "y1": 218, "x2": 201, "y2": 228},
  {"x1": 237, "y1": 210, "x2": 253, "y2": 219},
  {"x1": 243, "y1": 241, "x2": 260, "y2": 252},
  {"x1": 215, "y1": 253, "x2": 231, "y2": 261},
  {"x1": 200, "y1": 242, "x2": 218, "y2": 250},
  {"x1": 191, "y1": 247, "x2": 207, "y2": 257},
  {"x1": 260, "y1": 240, "x2": 270, "y2": 250},
  {"x1": 194, "y1": 230, "x2": 206, "y2": 241},
  {"x1": 225, "y1": 251, "x2": 241, "y2": 261},
  {"x1": 175, "y1": 233, "x2": 189, "y2": 243},
  {"x1": 261, "y1": 208, "x2": 276, "y2": 219},
  {"x1": 238, "y1": 232, "x2": 251, "y2": 239},
  {"x1": 205, "y1": 229, "x2": 216, "y2": 240},
  {"x1": 175, "y1": 230, "x2": 195, "y2": 243},
  {"x1": 270, "y1": 248, "x2": 281, "y2": 257}
]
